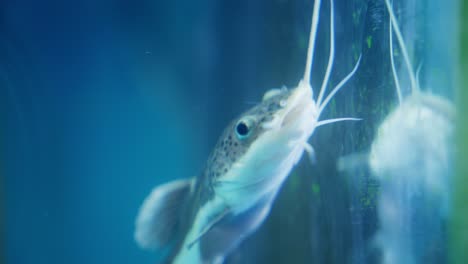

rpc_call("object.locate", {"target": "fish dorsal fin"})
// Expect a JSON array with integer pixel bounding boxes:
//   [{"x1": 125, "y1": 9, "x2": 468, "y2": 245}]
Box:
[
  {"x1": 134, "y1": 178, "x2": 193, "y2": 250},
  {"x1": 262, "y1": 89, "x2": 281, "y2": 101}
]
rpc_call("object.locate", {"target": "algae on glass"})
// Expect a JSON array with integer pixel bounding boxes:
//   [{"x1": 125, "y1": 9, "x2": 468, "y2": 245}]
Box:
[{"x1": 451, "y1": 0, "x2": 468, "y2": 262}]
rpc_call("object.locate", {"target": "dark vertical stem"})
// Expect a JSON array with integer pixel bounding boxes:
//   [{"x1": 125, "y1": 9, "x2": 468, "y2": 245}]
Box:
[{"x1": 451, "y1": 0, "x2": 468, "y2": 262}]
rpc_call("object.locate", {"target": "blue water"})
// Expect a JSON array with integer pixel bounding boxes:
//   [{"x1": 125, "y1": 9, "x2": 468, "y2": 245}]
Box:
[
  {"x1": 2, "y1": 1, "x2": 204, "y2": 263},
  {"x1": 1, "y1": 0, "x2": 458, "y2": 263}
]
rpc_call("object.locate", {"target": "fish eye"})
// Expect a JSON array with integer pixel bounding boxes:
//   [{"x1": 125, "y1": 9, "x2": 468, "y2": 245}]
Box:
[
  {"x1": 236, "y1": 122, "x2": 249, "y2": 136},
  {"x1": 235, "y1": 116, "x2": 255, "y2": 140}
]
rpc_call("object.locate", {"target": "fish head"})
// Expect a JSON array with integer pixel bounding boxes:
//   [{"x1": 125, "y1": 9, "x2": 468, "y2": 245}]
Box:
[{"x1": 207, "y1": 81, "x2": 318, "y2": 212}]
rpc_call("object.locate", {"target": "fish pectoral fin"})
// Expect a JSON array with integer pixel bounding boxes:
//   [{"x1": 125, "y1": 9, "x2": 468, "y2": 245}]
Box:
[
  {"x1": 304, "y1": 142, "x2": 317, "y2": 165},
  {"x1": 134, "y1": 178, "x2": 193, "y2": 250},
  {"x1": 197, "y1": 196, "x2": 275, "y2": 262},
  {"x1": 187, "y1": 207, "x2": 231, "y2": 249}
]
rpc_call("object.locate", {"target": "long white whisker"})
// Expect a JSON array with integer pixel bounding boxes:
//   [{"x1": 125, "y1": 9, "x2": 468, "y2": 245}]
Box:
[
  {"x1": 384, "y1": 0, "x2": 418, "y2": 94},
  {"x1": 318, "y1": 55, "x2": 361, "y2": 115},
  {"x1": 415, "y1": 61, "x2": 423, "y2": 90},
  {"x1": 316, "y1": 117, "x2": 361, "y2": 128},
  {"x1": 389, "y1": 11, "x2": 402, "y2": 104},
  {"x1": 317, "y1": 0, "x2": 335, "y2": 106},
  {"x1": 303, "y1": 0, "x2": 322, "y2": 85}
]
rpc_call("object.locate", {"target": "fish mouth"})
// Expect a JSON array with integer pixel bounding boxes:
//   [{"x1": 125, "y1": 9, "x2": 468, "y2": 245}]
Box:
[
  {"x1": 281, "y1": 82, "x2": 316, "y2": 127},
  {"x1": 259, "y1": 81, "x2": 317, "y2": 131}
]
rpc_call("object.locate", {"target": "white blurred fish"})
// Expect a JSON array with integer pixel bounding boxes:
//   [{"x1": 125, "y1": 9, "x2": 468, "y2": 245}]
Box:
[
  {"x1": 339, "y1": 1, "x2": 455, "y2": 263},
  {"x1": 371, "y1": 1, "x2": 455, "y2": 263}
]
